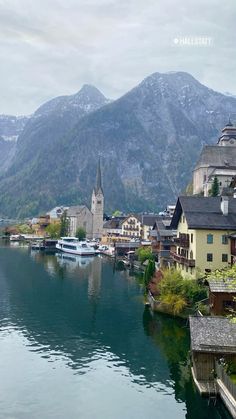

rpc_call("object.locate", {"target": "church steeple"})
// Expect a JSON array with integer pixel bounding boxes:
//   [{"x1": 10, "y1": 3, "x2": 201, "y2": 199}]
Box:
[
  {"x1": 91, "y1": 158, "x2": 104, "y2": 239},
  {"x1": 95, "y1": 158, "x2": 103, "y2": 194}
]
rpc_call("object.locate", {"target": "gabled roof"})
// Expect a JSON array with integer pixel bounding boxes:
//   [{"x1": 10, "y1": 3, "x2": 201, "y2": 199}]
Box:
[
  {"x1": 194, "y1": 146, "x2": 236, "y2": 170},
  {"x1": 189, "y1": 316, "x2": 236, "y2": 353},
  {"x1": 171, "y1": 196, "x2": 236, "y2": 230},
  {"x1": 121, "y1": 214, "x2": 160, "y2": 227},
  {"x1": 142, "y1": 215, "x2": 159, "y2": 227},
  {"x1": 67, "y1": 205, "x2": 90, "y2": 217},
  {"x1": 208, "y1": 279, "x2": 236, "y2": 293},
  {"x1": 103, "y1": 217, "x2": 125, "y2": 229}
]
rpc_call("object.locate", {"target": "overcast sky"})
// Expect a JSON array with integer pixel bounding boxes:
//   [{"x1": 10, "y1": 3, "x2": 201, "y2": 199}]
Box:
[{"x1": 0, "y1": 0, "x2": 235, "y2": 115}]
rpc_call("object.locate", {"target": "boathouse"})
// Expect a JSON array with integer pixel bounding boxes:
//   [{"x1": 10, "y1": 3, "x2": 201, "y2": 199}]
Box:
[{"x1": 190, "y1": 316, "x2": 236, "y2": 417}]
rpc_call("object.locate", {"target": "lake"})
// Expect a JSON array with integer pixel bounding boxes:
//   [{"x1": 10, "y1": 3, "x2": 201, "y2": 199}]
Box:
[{"x1": 0, "y1": 244, "x2": 231, "y2": 418}]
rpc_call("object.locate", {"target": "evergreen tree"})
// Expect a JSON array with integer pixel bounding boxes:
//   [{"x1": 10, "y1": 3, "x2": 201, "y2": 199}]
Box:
[
  {"x1": 60, "y1": 211, "x2": 69, "y2": 237},
  {"x1": 210, "y1": 176, "x2": 219, "y2": 196},
  {"x1": 76, "y1": 227, "x2": 86, "y2": 241}
]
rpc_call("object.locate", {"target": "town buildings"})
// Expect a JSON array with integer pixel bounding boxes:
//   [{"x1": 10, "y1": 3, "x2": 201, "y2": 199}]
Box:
[
  {"x1": 170, "y1": 195, "x2": 236, "y2": 278},
  {"x1": 150, "y1": 217, "x2": 176, "y2": 268},
  {"x1": 193, "y1": 121, "x2": 236, "y2": 196}
]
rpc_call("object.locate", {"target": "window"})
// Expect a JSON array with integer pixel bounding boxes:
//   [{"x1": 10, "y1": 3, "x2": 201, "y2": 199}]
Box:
[
  {"x1": 207, "y1": 253, "x2": 213, "y2": 262},
  {"x1": 222, "y1": 254, "x2": 228, "y2": 262},
  {"x1": 207, "y1": 234, "x2": 213, "y2": 244},
  {"x1": 191, "y1": 234, "x2": 193, "y2": 243},
  {"x1": 222, "y1": 235, "x2": 228, "y2": 245},
  {"x1": 182, "y1": 215, "x2": 185, "y2": 223}
]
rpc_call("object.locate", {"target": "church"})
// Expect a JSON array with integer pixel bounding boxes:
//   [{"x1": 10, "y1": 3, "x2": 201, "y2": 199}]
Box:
[
  {"x1": 193, "y1": 120, "x2": 236, "y2": 196},
  {"x1": 67, "y1": 160, "x2": 104, "y2": 239}
]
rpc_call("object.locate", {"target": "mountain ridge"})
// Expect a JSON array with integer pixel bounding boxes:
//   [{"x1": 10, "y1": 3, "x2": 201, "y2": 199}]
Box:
[{"x1": 0, "y1": 71, "x2": 236, "y2": 218}]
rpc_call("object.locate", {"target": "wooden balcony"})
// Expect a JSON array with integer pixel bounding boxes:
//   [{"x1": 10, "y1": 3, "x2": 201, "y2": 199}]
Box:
[
  {"x1": 170, "y1": 251, "x2": 195, "y2": 267},
  {"x1": 174, "y1": 237, "x2": 189, "y2": 248}
]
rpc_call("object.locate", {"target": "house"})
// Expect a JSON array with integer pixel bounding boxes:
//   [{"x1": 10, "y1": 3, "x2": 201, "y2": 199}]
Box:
[
  {"x1": 121, "y1": 214, "x2": 159, "y2": 240},
  {"x1": 102, "y1": 216, "x2": 127, "y2": 244},
  {"x1": 47, "y1": 206, "x2": 69, "y2": 220},
  {"x1": 170, "y1": 196, "x2": 236, "y2": 278},
  {"x1": 190, "y1": 316, "x2": 236, "y2": 417},
  {"x1": 142, "y1": 215, "x2": 160, "y2": 240},
  {"x1": 151, "y1": 217, "x2": 176, "y2": 268},
  {"x1": 121, "y1": 215, "x2": 142, "y2": 239},
  {"x1": 31, "y1": 214, "x2": 50, "y2": 236},
  {"x1": 208, "y1": 279, "x2": 236, "y2": 315},
  {"x1": 193, "y1": 121, "x2": 236, "y2": 196}
]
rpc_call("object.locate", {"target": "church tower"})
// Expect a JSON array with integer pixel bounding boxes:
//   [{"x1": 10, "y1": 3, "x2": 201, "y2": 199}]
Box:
[{"x1": 91, "y1": 159, "x2": 104, "y2": 240}]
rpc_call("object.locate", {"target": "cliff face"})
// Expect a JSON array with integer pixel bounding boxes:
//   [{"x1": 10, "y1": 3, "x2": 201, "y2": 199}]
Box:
[{"x1": 0, "y1": 72, "x2": 236, "y2": 218}]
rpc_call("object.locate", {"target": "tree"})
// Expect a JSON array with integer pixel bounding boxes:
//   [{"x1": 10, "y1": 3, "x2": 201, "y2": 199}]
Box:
[
  {"x1": 18, "y1": 224, "x2": 34, "y2": 234},
  {"x1": 210, "y1": 176, "x2": 219, "y2": 197},
  {"x1": 158, "y1": 268, "x2": 207, "y2": 315},
  {"x1": 60, "y1": 211, "x2": 69, "y2": 237},
  {"x1": 45, "y1": 223, "x2": 61, "y2": 238},
  {"x1": 136, "y1": 246, "x2": 153, "y2": 264},
  {"x1": 112, "y1": 210, "x2": 122, "y2": 217},
  {"x1": 76, "y1": 227, "x2": 86, "y2": 241},
  {"x1": 143, "y1": 259, "x2": 156, "y2": 291}
]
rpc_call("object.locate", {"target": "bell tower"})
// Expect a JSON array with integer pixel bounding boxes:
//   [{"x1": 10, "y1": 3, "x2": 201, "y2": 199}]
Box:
[{"x1": 91, "y1": 159, "x2": 104, "y2": 239}]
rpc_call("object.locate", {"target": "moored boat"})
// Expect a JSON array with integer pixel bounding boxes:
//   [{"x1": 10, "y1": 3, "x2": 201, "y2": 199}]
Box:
[{"x1": 56, "y1": 237, "x2": 97, "y2": 256}]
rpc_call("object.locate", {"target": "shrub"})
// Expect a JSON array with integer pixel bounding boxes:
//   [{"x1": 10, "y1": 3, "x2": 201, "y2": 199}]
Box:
[{"x1": 136, "y1": 247, "x2": 153, "y2": 264}]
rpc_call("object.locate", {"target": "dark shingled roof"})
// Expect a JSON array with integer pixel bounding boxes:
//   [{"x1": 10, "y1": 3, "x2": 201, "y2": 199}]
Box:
[
  {"x1": 103, "y1": 217, "x2": 125, "y2": 229},
  {"x1": 189, "y1": 316, "x2": 236, "y2": 353},
  {"x1": 67, "y1": 205, "x2": 88, "y2": 216},
  {"x1": 194, "y1": 146, "x2": 236, "y2": 170},
  {"x1": 208, "y1": 279, "x2": 236, "y2": 293},
  {"x1": 171, "y1": 196, "x2": 236, "y2": 230}
]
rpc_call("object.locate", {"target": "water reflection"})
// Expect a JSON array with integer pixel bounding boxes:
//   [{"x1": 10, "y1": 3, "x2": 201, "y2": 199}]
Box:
[{"x1": 0, "y1": 246, "x2": 232, "y2": 418}]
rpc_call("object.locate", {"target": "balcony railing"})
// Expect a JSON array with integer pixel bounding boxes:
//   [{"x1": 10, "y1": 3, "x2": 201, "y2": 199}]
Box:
[
  {"x1": 215, "y1": 363, "x2": 236, "y2": 402},
  {"x1": 170, "y1": 251, "x2": 195, "y2": 267},
  {"x1": 123, "y1": 226, "x2": 139, "y2": 231}
]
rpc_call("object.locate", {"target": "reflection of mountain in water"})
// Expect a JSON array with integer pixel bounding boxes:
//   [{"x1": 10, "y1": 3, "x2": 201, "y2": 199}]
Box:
[
  {"x1": 0, "y1": 247, "x2": 171, "y2": 388},
  {"x1": 0, "y1": 246, "x2": 231, "y2": 418}
]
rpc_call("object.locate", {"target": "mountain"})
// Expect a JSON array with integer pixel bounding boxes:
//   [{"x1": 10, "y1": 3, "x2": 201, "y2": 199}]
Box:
[
  {"x1": 0, "y1": 72, "x2": 236, "y2": 218},
  {"x1": 0, "y1": 114, "x2": 30, "y2": 174},
  {"x1": 0, "y1": 84, "x2": 110, "y2": 216}
]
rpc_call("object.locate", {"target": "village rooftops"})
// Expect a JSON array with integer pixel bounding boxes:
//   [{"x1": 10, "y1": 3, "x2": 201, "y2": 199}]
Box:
[
  {"x1": 171, "y1": 196, "x2": 236, "y2": 230},
  {"x1": 208, "y1": 279, "x2": 236, "y2": 293},
  {"x1": 189, "y1": 316, "x2": 236, "y2": 354}
]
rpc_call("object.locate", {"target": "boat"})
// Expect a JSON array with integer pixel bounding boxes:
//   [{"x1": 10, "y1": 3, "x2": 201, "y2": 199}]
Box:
[{"x1": 56, "y1": 237, "x2": 97, "y2": 256}]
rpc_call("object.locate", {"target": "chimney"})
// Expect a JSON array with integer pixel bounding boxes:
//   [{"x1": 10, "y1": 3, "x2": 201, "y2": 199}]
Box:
[{"x1": 221, "y1": 196, "x2": 229, "y2": 216}]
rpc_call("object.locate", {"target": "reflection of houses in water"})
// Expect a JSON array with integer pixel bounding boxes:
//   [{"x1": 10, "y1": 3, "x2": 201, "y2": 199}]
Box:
[
  {"x1": 56, "y1": 253, "x2": 94, "y2": 271},
  {"x1": 88, "y1": 256, "x2": 102, "y2": 299}
]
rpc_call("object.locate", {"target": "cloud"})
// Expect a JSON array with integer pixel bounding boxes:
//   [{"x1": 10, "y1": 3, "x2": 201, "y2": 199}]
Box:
[{"x1": 0, "y1": 0, "x2": 235, "y2": 114}]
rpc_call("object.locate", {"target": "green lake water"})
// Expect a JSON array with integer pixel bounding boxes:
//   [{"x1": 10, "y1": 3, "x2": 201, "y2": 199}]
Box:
[{"x1": 0, "y1": 244, "x2": 232, "y2": 418}]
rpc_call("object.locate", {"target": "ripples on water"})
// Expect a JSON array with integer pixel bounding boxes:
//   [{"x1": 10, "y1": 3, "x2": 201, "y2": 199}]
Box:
[{"x1": 0, "y1": 247, "x2": 232, "y2": 419}]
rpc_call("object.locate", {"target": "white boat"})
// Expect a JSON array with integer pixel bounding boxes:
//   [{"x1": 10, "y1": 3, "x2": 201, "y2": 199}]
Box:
[{"x1": 56, "y1": 237, "x2": 97, "y2": 256}]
